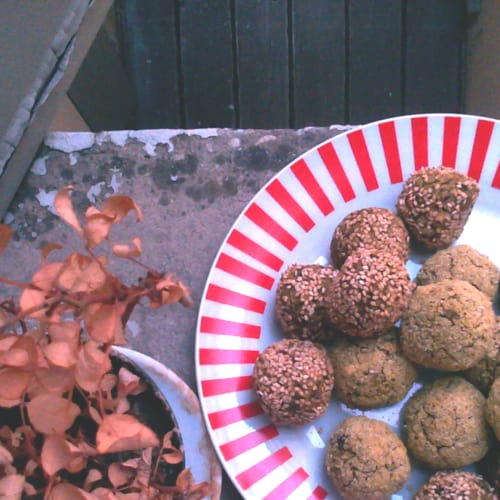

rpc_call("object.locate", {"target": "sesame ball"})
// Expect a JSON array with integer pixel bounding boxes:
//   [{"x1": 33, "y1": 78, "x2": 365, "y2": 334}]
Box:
[
  {"x1": 328, "y1": 249, "x2": 414, "y2": 338},
  {"x1": 396, "y1": 166, "x2": 479, "y2": 250},
  {"x1": 401, "y1": 280, "x2": 497, "y2": 371},
  {"x1": 414, "y1": 471, "x2": 497, "y2": 500},
  {"x1": 327, "y1": 328, "x2": 418, "y2": 410},
  {"x1": 330, "y1": 207, "x2": 410, "y2": 268},
  {"x1": 253, "y1": 339, "x2": 334, "y2": 426},
  {"x1": 326, "y1": 416, "x2": 410, "y2": 500},
  {"x1": 275, "y1": 264, "x2": 338, "y2": 343},
  {"x1": 486, "y1": 377, "x2": 500, "y2": 441},
  {"x1": 416, "y1": 244, "x2": 500, "y2": 299},
  {"x1": 403, "y1": 376, "x2": 491, "y2": 469}
]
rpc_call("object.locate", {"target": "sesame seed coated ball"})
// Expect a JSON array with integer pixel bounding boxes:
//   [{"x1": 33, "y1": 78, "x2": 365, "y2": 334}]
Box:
[
  {"x1": 253, "y1": 338, "x2": 334, "y2": 426},
  {"x1": 328, "y1": 248, "x2": 414, "y2": 338},
  {"x1": 275, "y1": 264, "x2": 338, "y2": 343},
  {"x1": 414, "y1": 471, "x2": 497, "y2": 500},
  {"x1": 330, "y1": 207, "x2": 410, "y2": 268},
  {"x1": 396, "y1": 166, "x2": 479, "y2": 250}
]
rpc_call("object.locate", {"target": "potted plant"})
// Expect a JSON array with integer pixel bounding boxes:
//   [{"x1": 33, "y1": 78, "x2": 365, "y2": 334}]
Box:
[{"x1": 0, "y1": 187, "x2": 211, "y2": 499}]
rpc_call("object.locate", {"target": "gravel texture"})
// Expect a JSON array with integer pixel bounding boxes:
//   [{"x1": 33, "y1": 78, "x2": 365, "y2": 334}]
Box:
[
  {"x1": 414, "y1": 471, "x2": 497, "y2": 500},
  {"x1": 329, "y1": 207, "x2": 410, "y2": 268},
  {"x1": 486, "y1": 377, "x2": 500, "y2": 441},
  {"x1": 401, "y1": 280, "x2": 497, "y2": 371},
  {"x1": 275, "y1": 264, "x2": 338, "y2": 343},
  {"x1": 416, "y1": 244, "x2": 500, "y2": 299},
  {"x1": 396, "y1": 166, "x2": 479, "y2": 250},
  {"x1": 403, "y1": 376, "x2": 491, "y2": 469},
  {"x1": 252, "y1": 338, "x2": 334, "y2": 426},
  {"x1": 327, "y1": 328, "x2": 417, "y2": 410},
  {"x1": 325, "y1": 416, "x2": 410, "y2": 500},
  {"x1": 328, "y1": 248, "x2": 414, "y2": 338}
]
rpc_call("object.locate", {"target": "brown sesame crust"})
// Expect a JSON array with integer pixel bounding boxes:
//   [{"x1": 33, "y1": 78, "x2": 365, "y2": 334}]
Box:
[
  {"x1": 275, "y1": 264, "x2": 338, "y2": 343},
  {"x1": 330, "y1": 207, "x2": 410, "y2": 268},
  {"x1": 416, "y1": 244, "x2": 500, "y2": 299},
  {"x1": 396, "y1": 166, "x2": 479, "y2": 250},
  {"x1": 403, "y1": 376, "x2": 491, "y2": 470},
  {"x1": 327, "y1": 328, "x2": 418, "y2": 410},
  {"x1": 486, "y1": 377, "x2": 500, "y2": 441},
  {"x1": 400, "y1": 280, "x2": 497, "y2": 371},
  {"x1": 328, "y1": 248, "x2": 414, "y2": 338},
  {"x1": 414, "y1": 471, "x2": 498, "y2": 500},
  {"x1": 325, "y1": 416, "x2": 410, "y2": 500},
  {"x1": 253, "y1": 338, "x2": 334, "y2": 426}
]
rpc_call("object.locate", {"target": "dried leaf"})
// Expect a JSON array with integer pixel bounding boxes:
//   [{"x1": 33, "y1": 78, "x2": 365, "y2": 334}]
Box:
[
  {"x1": 57, "y1": 253, "x2": 107, "y2": 293},
  {"x1": 83, "y1": 468, "x2": 103, "y2": 490},
  {"x1": 108, "y1": 462, "x2": 136, "y2": 488},
  {"x1": 0, "y1": 444, "x2": 13, "y2": 465},
  {"x1": 0, "y1": 348, "x2": 29, "y2": 367},
  {"x1": 0, "y1": 397, "x2": 21, "y2": 408},
  {"x1": 31, "y1": 262, "x2": 64, "y2": 290},
  {"x1": 96, "y1": 414, "x2": 159, "y2": 454},
  {"x1": 84, "y1": 212, "x2": 115, "y2": 249},
  {"x1": 49, "y1": 483, "x2": 94, "y2": 500},
  {"x1": 18, "y1": 287, "x2": 48, "y2": 321},
  {"x1": 88, "y1": 487, "x2": 118, "y2": 499},
  {"x1": 112, "y1": 237, "x2": 142, "y2": 259},
  {"x1": 88, "y1": 405, "x2": 102, "y2": 424},
  {"x1": 0, "y1": 223, "x2": 12, "y2": 256},
  {"x1": 43, "y1": 341, "x2": 77, "y2": 368},
  {"x1": 0, "y1": 474, "x2": 24, "y2": 499},
  {"x1": 162, "y1": 450, "x2": 183, "y2": 465},
  {"x1": 83, "y1": 302, "x2": 125, "y2": 344},
  {"x1": 0, "y1": 368, "x2": 30, "y2": 400},
  {"x1": 54, "y1": 186, "x2": 83, "y2": 236},
  {"x1": 29, "y1": 366, "x2": 74, "y2": 396},
  {"x1": 40, "y1": 243, "x2": 63, "y2": 264},
  {"x1": 176, "y1": 467, "x2": 194, "y2": 492},
  {"x1": 74, "y1": 341, "x2": 112, "y2": 393},
  {"x1": 41, "y1": 434, "x2": 86, "y2": 476},
  {"x1": 103, "y1": 195, "x2": 143, "y2": 222},
  {"x1": 48, "y1": 322, "x2": 80, "y2": 349},
  {"x1": 0, "y1": 336, "x2": 44, "y2": 371},
  {"x1": 26, "y1": 394, "x2": 80, "y2": 434},
  {"x1": 100, "y1": 373, "x2": 118, "y2": 393},
  {"x1": 115, "y1": 397, "x2": 130, "y2": 414},
  {"x1": 23, "y1": 482, "x2": 37, "y2": 496},
  {"x1": 24, "y1": 459, "x2": 38, "y2": 476},
  {"x1": 117, "y1": 367, "x2": 145, "y2": 397},
  {"x1": 0, "y1": 335, "x2": 18, "y2": 351}
]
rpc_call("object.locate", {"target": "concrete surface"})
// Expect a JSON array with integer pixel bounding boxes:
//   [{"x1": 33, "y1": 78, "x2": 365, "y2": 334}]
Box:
[{"x1": 0, "y1": 125, "x2": 350, "y2": 499}]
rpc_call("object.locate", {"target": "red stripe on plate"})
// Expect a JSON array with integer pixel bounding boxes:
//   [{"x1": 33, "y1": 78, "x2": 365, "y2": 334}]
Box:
[
  {"x1": 227, "y1": 229, "x2": 284, "y2": 272},
  {"x1": 492, "y1": 161, "x2": 500, "y2": 189},
  {"x1": 378, "y1": 121, "x2": 403, "y2": 184},
  {"x1": 468, "y1": 119, "x2": 495, "y2": 181},
  {"x1": 442, "y1": 116, "x2": 461, "y2": 168},
  {"x1": 263, "y1": 467, "x2": 309, "y2": 500},
  {"x1": 208, "y1": 401, "x2": 263, "y2": 430},
  {"x1": 220, "y1": 424, "x2": 278, "y2": 461},
  {"x1": 216, "y1": 253, "x2": 275, "y2": 290},
  {"x1": 291, "y1": 159, "x2": 335, "y2": 215},
  {"x1": 347, "y1": 129, "x2": 379, "y2": 191},
  {"x1": 266, "y1": 178, "x2": 315, "y2": 231},
  {"x1": 411, "y1": 116, "x2": 428, "y2": 170},
  {"x1": 205, "y1": 284, "x2": 266, "y2": 314},
  {"x1": 307, "y1": 486, "x2": 329, "y2": 500},
  {"x1": 199, "y1": 348, "x2": 259, "y2": 365},
  {"x1": 245, "y1": 203, "x2": 298, "y2": 250},
  {"x1": 201, "y1": 375, "x2": 254, "y2": 396},
  {"x1": 200, "y1": 316, "x2": 261, "y2": 338},
  {"x1": 236, "y1": 447, "x2": 292, "y2": 490},
  {"x1": 317, "y1": 143, "x2": 356, "y2": 201}
]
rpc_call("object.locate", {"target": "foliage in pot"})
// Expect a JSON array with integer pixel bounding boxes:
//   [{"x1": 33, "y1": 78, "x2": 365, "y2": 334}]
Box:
[{"x1": 0, "y1": 187, "x2": 210, "y2": 499}]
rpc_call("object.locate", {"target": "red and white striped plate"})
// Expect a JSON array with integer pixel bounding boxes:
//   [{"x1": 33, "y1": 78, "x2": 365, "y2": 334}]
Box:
[{"x1": 195, "y1": 114, "x2": 500, "y2": 499}]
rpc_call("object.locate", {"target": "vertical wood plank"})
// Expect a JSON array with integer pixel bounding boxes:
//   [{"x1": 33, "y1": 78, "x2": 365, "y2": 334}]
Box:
[
  {"x1": 235, "y1": 0, "x2": 289, "y2": 128},
  {"x1": 292, "y1": 0, "x2": 346, "y2": 127},
  {"x1": 179, "y1": 0, "x2": 235, "y2": 128},
  {"x1": 348, "y1": 0, "x2": 403, "y2": 123},
  {"x1": 118, "y1": 0, "x2": 180, "y2": 128},
  {"x1": 405, "y1": 0, "x2": 466, "y2": 114}
]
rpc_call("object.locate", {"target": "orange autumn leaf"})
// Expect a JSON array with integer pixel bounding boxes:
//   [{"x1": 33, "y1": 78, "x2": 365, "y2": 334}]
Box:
[
  {"x1": 117, "y1": 367, "x2": 145, "y2": 397},
  {"x1": 41, "y1": 434, "x2": 86, "y2": 476},
  {"x1": 43, "y1": 342, "x2": 77, "y2": 368},
  {"x1": 49, "y1": 483, "x2": 94, "y2": 500},
  {"x1": 108, "y1": 462, "x2": 135, "y2": 488},
  {"x1": 0, "y1": 336, "x2": 45, "y2": 371},
  {"x1": 96, "y1": 414, "x2": 159, "y2": 454},
  {"x1": 83, "y1": 302, "x2": 125, "y2": 344},
  {"x1": 27, "y1": 366, "x2": 74, "y2": 397},
  {"x1": 0, "y1": 474, "x2": 24, "y2": 498},
  {"x1": 26, "y1": 394, "x2": 80, "y2": 434},
  {"x1": 54, "y1": 186, "x2": 83, "y2": 236},
  {"x1": 112, "y1": 237, "x2": 142, "y2": 259},
  {"x1": 57, "y1": 253, "x2": 107, "y2": 292},
  {"x1": 102, "y1": 195, "x2": 143, "y2": 222},
  {"x1": 0, "y1": 223, "x2": 12, "y2": 256},
  {"x1": 0, "y1": 369, "x2": 31, "y2": 401},
  {"x1": 40, "y1": 243, "x2": 63, "y2": 264},
  {"x1": 83, "y1": 211, "x2": 116, "y2": 249},
  {"x1": 18, "y1": 287, "x2": 48, "y2": 320},
  {"x1": 83, "y1": 468, "x2": 103, "y2": 490},
  {"x1": 48, "y1": 322, "x2": 80, "y2": 349},
  {"x1": 74, "y1": 341, "x2": 112, "y2": 393}
]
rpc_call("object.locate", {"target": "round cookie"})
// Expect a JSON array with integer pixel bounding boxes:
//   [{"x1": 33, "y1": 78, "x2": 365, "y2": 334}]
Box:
[
  {"x1": 329, "y1": 207, "x2": 410, "y2": 268},
  {"x1": 401, "y1": 280, "x2": 496, "y2": 371},
  {"x1": 326, "y1": 416, "x2": 410, "y2": 500},
  {"x1": 327, "y1": 328, "x2": 417, "y2": 410},
  {"x1": 275, "y1": 264, "x2": 338, "y2": 343},
  {"x1": 416, "y1": 244, "x2": 499, "y2": 299},
  {"x1": 486, "y1": 377, "x2": 500, "y2": 441},
  {"x1": 403, "y1": 376, "x2": 491, "y2": 469},
  {"x1": 253, "y1": 338, "x2": 334, "y2": 426},
  {"x1": 396, "y1": 166, "x2": 479, "y2": 250},
  {"x1": 328, "y1": 249, "x2": 414, "y2": 338}
]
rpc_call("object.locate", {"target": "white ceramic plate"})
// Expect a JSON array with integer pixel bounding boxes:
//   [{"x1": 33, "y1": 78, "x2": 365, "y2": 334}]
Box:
[{"x1": 195, "y1": 114, "x2": 500, "y2": 499}]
